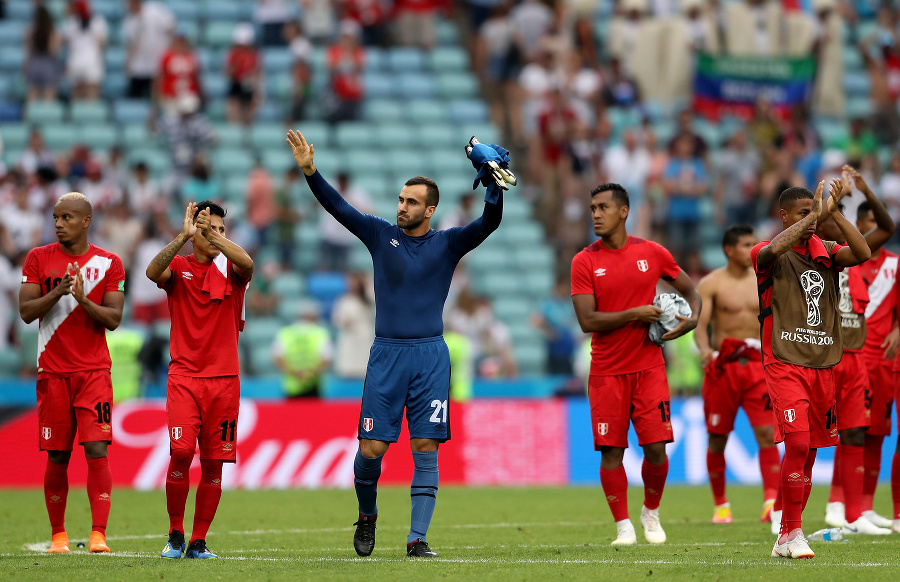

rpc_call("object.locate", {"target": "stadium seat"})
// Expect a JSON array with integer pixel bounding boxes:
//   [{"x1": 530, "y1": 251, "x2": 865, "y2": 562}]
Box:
[
  {"x1": 215, "y1": 124, "x2": 248, "y2": 149},
  {"x1": 349, "y1": 246, "x2": 373, "y2": 271},
  {"x1": 364, "y1": 73, "x2": 395, "y2": 99},
  {"x1": 295, "y1": 121, "x2": 330, "y2": 147},
  {"x1": 493, "y1": 297, "x2": 534, "y2": 323},
  {"x1": 113, "y1": 100, "x2": 151, "y2": 124},
  {"x1": 271, "y1": 272, "x2": 305, "y2": 298},
  {"x1": 242, "y1": 317, "x2": 283, "y2": 345},
  {"x1": 0, "y1": 45, "x2": 24, "y2": 72},
  {"x1": 178, "y1": 21, "x2": 201, "y2": 44},
  {"x1": 343, "y1": 149, "x2": 388, "y2": 174},
  {"x1": 473, "y1": 272, "x2": 521, "y2": 297},
  {"x1": 202, "y1": 72, "x2": 228, "y2": 98},
  {"x1": 351, "y1": 174, "x2": 393, "y2": 199},
  {"x1": 448, "y1": 100, "x2": 490, "y2": 124},
  {"x1": 426, "y1": 147, "x2": 471, "y2": 174},
  {"x1": 467, "y1": 247, "x2": 509, "y2": 272},
  {"x1": 502, "y1": 222, "x2": 544, "y2": 245},
  {"x1": 0, "y1": 123, "x2": 30, "y2": 151},
  {"x1": 7, "y1": 1, "x2": 34, "y2": 21},
  {"x1": 201, "y1": 0, "x2": 246, "y2": 22},
  {"x1": 457, "y1": 123, "x2": 500, "y2": 146},
  {"x1": 385, "y1": 148, "x2": 432, "y2": 177},
  {"x1": 203, "y1": 21, "x2": 237, "y2": 48},
  {"x1": 365, "y1": 47, "x2": 387, "y2": 71},
  {"x1": 374, "y1": 123, "x2": 416, "y2": 148},
  {"x1": 388, "y1": 48, "x2": 426, "y2": 72},
  {"x1": 844, "y1": 70, "x2": 871, "y2": 97},
  {"x1": 407, "y1": 100, "x2": 448, "y2": 123},
  {"x1": 522, "y1": 270, "x2": 554, "y2": 298},
  {"x1": 0, "y1": 21, "x2": 25, "y2": 47},
  {"x1": 255, "y1": 101, "x2": 284, "y2": 123},
  {"x1": 80, "y1": 125, "x2": 118, "y2": 150},
  {"x1": 24, "y1": 101, "x2": 65, "y2": 124},
  {"x1": 213, "y1": 148, "x2": 256, "y2": 176},
  {"x1": 250, "y1": 123, "x2": 287, "y2": 150},
  {"x1": 336, "y1": 122, "x2": 376, "y2": 148},
  {"x1": 846, "y1": 97, "x2": 871, "y2": 119},
  {"x1": 815, "y1": 119, "x2": 848, "y2": 147},
  {"x1": 0, "y1": 102, "x2": 22, "y2": 123},
  {"x1": 512, "y1": 246, "x2": 554, "y2": 270},
  {"x1": 121, "y1": 124, "x2": 154, "y2": 149},
  {"x1": 397, "y1": 74, "x2": 436, "y2": 98},
  {"x1": 514, "y1": 342, "x2": 546, "y2": 376},
  {"x1": 102, "y1": 73, "x2": 128, "y2": 99},
  {"x1": 436, "y1": 72, "x2": 479, "y2": 99},
  {"x1": 223, "y1": 175, "x2": 247, "y2": 202},
  {"x1": 105, "y1": 47, "x2": 126, "y2": 72},
  {"x1": 268, "y1": 73, "x2": 293, "y2": 100},
  {"x1": 41, "y1": 124, "x2": 79, "y2": 150},
  {"x1": 127, "y1": 147, "x2": 169, "y2": 175},
  {"x1": 364, "y1": 99, "x2": 406, "y2": 123},
  {"x1": 306, "y1": 271, "x2": 348, "y2": 318},
  {"x1": 0, "y1": 349, "x2": 19, "y2": 377},
  {"x1": 71, "y1": 101, "x2": 110, "y2": 124},
  {"x1": 418, "y1": 124, "x2": 456, "y2": 147},
  {"x1": 436, "y1": 19, "x2": 459, "y2": 46},
  {"x1": 261, "y1": 148, "x2": 294, "y2": 174},
  {"x1": 263, "y1": 49, "x2": 293, "y2": 76},
  {"x1": 429, "y1": 47, "x2": 469, "y2": 72},
  {"x1": 93, "y1": 0, "x2": 124, "y2": 21}
]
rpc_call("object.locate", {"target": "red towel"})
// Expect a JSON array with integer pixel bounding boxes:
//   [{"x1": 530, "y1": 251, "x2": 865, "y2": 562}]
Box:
[
  {"x1": 201, "y1": 255, "x2": 247, "y2": 331},
  {"x1": 806, "y1": 234, "x2": 838, "y2": 268},
  {"x1": 707, "y1": 337, "x2": 762, "y2": 377}
]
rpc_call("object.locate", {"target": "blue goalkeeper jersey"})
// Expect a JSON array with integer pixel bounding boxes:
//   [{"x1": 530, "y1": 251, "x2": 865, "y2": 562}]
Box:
[{"x1": 305, "y1": 170, "x2": 503, "y2": 339}]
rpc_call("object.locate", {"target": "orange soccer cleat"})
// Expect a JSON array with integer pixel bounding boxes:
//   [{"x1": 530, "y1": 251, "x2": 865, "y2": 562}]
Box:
[
  {"x1": 88, "y1": 531, "x2": 110, "y2": 553},
  {"x1": 48, "y1": 532, "x2": 70, "y2": 553}
]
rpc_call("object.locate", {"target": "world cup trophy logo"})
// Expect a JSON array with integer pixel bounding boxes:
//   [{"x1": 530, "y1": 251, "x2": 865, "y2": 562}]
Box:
[
  {"x1": 800, "y1": 270, "x2": 825, "y2": 326},
  {"x1": 838, "y1": 271, "x2": 852, "y2": 314}
]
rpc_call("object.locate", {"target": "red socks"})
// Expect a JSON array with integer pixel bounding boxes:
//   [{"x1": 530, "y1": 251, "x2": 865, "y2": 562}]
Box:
[
  {"x1": 166, "y1": 450, "x2": 193, "y2": 534},
  {"x1": 758, "y1": 446, "x2": 781, "y2": 501},
  {"x1": 86, "y1": 457, "x2": 112, "y2": 535},
  {"x1": 191, "y1": 459, "x2": 224, "y2": 543},
  {"x1": 44, "y1": 460, "x2": 69, "y2": 535},
  {"x1": 707, "y1": 451, "x2": 727, "y2": 506},
  {"x1": 780, "y1": 432, "x2": 811, "y2": 535},
  {"x1": 642, "y1": 458, "x2": 668, "y2": 510},
  {"x1": 828, "y1": 444, "x2": 844, "y2": 503},
  {"x1": 862, "y1": 436, "x2": 884, "y2": 511},
  {"x1": 839, "y1": 444, "x2": 864, "y2": 523},
  {"x1": 802, "y1": 449, "x2": 817, "y2": 512},
  {"x1": 892, "y1": 453, "x2": 900, "y2": 520},
  {"x1": 599, "y1": 466, "x2": 629, "y2": 522}
]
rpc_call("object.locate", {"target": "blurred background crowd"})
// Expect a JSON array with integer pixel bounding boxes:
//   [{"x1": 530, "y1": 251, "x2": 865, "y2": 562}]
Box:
[{"x1": 0, "y1": 0, "x2": 898, "y2": 399}]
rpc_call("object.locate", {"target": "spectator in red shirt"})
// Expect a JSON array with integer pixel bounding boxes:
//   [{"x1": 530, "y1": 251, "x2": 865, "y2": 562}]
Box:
[
  {"x1": 326, "y1": 20, "x2": 366, "y2": 123},
  {"x1": 342, "y1": 0, "x2": 388, "y2": 47},
  {"x1": 394, "y1": 0, "x2": 444, "y2": 50},
  {"x1": 536, "y1": 87, "x2": 578, "y2": 238},
  {"x1": 226, "y1": 24, "x2": 262, "y2": 125},
  {"x1": 154, "y1": 32, "x2": 202, "y2": 117}
]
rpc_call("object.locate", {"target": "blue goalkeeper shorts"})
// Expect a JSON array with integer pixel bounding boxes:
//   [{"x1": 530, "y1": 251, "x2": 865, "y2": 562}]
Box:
[{"x1": 357, "y1": 336, "x2": 451, "y2": 443}]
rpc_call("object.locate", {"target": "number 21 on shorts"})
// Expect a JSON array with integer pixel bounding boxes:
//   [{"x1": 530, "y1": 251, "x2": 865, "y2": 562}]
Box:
[{"x1": 430, "y1": 399, "x2": 447, "y2": 423}]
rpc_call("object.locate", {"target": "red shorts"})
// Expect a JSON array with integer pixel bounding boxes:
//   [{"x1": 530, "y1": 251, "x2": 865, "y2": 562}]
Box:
[
  {"x1": 36, "y1": 370, "x2": 114, "y2": 451},
  {"x1": 166, "y1": 375, "x2": 241, "y2": 462},
  {"x1": 833, "y1": 351, "x2": 871, "y2": 431},
  {"x1": 863, "y1": 353, "x2": 894, "y2": 436},
  {"x1": 702, "y1": 358, "x2": 773, "y2": 434},
  {"x1": 764, "y1": 360, "x2": 838, "y2": 448},
  {"x1": 588, "y1": 364, "x2": 673, "y2": 449},
  {"x1": 131, "y1": 299, "x2": 170, "y2": 324}
]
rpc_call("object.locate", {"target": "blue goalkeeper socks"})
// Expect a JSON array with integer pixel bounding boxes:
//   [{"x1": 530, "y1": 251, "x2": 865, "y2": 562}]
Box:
[
  {"x1": 354, "y1": 450, "x2": 383, "y2": 517},
  {"x1": 408, "y1": 450, "x2": 439, "y2": 543}
]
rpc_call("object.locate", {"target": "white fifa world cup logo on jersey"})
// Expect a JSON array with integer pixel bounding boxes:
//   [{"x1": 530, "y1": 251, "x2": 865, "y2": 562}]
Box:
[
  {"x1": 838, "y1": 271, "x2": 852, "y2": 314},
  {"x1": 800, "y1": 270, "x2": 825, "y2": 326},
  {"x1": 363, "y1": 418, "x2": 373, "y2": 432},
  {"x1": 42, "y1": 427, "x2": 51, "y2": 440},
  {"x1": 597, "y1": 422, "x2": 609, "y2": 436},
  {"x1": 784, "y1": 409, "x2": 796, "y2": 423},
  {"x1": 636, "y1": 260, "x2": 649, "y2": 272},
  {"x1": 171, "y1": 427, "x2": 182, "y2": 440},
  {"x1": 84, "y1": 267, "x2": 99, "y2": 282}
]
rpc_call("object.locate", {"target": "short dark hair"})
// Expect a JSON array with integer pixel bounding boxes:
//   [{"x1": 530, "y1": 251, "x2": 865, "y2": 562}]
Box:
[
  {"x1": 857, "y1": 201, "x2": 873, "y2": 221},
  {"x1": 778, "y1": 187, "x2": 813, "y2": 210},
  {"x1": 193, "y1": 200, "x2": 227, "y2": 221},
  {"x1": 722, "y1": 224, "x2": 754, "y2": 248},
  {"x1": 591, "y1": 183, "x2": 629, "y2": 208},
  {"x1": 405, "y1": 176, "x2": 439, "y2": 207}
]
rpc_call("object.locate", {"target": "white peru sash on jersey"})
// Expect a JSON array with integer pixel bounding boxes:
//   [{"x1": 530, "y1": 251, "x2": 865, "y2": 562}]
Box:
[
  {"x1": 37, "y1": 255, "x2": 113, "y2": 363},
  {"x1": 864, "y1": 256, "x2": 899, "y2": 319}
]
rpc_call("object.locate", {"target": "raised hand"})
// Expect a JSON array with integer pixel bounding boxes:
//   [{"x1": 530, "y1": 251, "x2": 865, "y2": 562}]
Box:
[
  {"x1": 286, "y1": 129, "x2": 315, "y2": 175},
  {"x1": 843, "y1": 164, "x2": 870, "y2": 193},
  {"x1": 182, "y1": 202, "x2": 198, "y2": 239},
  {"x1": 812, "y1": 180, "x2": 825, "y2": 216},
  {"x1": 827, "y1": 178, "x2": 846, "y2": 215},
  {"x1": 56, "y1": 263, "x2": 75, "y2": 297},
  {"x1": 195, "y1": 207, "x2": 212, "y2": 239}
]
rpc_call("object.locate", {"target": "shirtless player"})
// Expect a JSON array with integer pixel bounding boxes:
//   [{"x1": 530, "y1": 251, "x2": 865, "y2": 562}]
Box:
[{"x1": 695, "y1": 225, "x2": 780, "y2": 523}]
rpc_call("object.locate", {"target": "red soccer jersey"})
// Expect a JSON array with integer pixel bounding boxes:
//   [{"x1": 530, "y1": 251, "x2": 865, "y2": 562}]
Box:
[
  {"x1": 570, "y1": 237, "x2": 681, "y2": 375},
  {"x1": 751, "y1": 238, "x2": 843, "y2": 366},
  {"x1": 860, "y1": 250, "x2": 899, "y2": 356},
  {"x1": 161, "y1": 254, "x2": 249, "y2": 377},
  {"x1": 22, "y1": 244, "x2": 125, "y2": 377},
  {"x1": 158, "y1": 49, "x2": 201, "y2": 100},
  {"x1": 226, "y1": 47, "x2": 259, "y2": 81}
]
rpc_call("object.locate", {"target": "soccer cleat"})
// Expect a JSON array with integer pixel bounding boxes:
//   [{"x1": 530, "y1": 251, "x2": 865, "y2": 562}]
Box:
[
  {"x1": 610, "y1": 519, "x2": 637, "y2": 546},
  {"x1": 771, "y1": 533, "x2": 815, "y2": 559},
  {"x1": 640, "y1": 505, "x2": 666, "y2": 544},
  {"x1": 770, "y1": 509, "x2": 782, "y2": 536},
  {"x1": 406, "y1": 539, "x2": 438, "y2": 558},
  {"x1": 712, "y1": 503, "x2": 733, "y2": 524},
  {"x1": 841, "y1": 516, "x2": 892, "y2": 535},
  {"x1": 160, "y1": 529, "x2": 186, "y2": 559},
  {"x1": 824, "y1": 501, "x2": 845, "y2": 528},
  {"x1": 893, "y1": 519, "x2": 900, "y2": 533},
  {"x1": 88, "y1": 531, "x2": 110, "y2": 553},
  {"x1": 862, "y1": 510, "x2": 893, "y2": 528},
  {"x1": 48, "y1": 532, "x2": 70, "y2": 554},
  {"x1": 185, "y1": 539, "x2": 218, "y2": 559},
  {"x1": 760, "y1": 499, "x2": 775, "y2": 522},
  {"x1": 353, "y1": 514, "x2": 377, "y2": 557}
]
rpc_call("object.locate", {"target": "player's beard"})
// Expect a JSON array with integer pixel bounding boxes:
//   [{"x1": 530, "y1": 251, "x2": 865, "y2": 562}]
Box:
[{"x1": 397, "y1": 212, "x2": 425, "y2": 230}]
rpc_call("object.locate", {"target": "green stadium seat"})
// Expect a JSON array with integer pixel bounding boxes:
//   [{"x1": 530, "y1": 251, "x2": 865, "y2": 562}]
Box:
[
  {"x1": 344, "y1": 149, "x2": 387, "y2": 174},
  {"x1": 102, "y1": 72, "x2": 128, "y2": 99},
  {"x1": 0, "y1": 22, "x2": 25, "y2": 46},
  {"x1": 473, "y1": 272, "x2": 521, "y2": 297},
  {"x1": 493, "y1": 297, "x2": 534, "y2": 323},
  {"x1": 0, "y1": 123, "x2": 30, "y2": 150},
  {"x1": 374, "y1": 123, "x2": 416, "y2": 147},
  {"x1": 816, "y1": 119, "x2": 848, "y2": 148},
  {"x1": 336, "y1": 122, "x2": 376, "y2": 148},
  {"x1": 845, "y1": 97, "x2": 871, "y2": 119},
  {"x1": 261, "y1": 148, "x2": 295, "y2": 174},
  {"x1": 294, "y1": 223, "x2": 320, "y2": 246},
  {"x1": 466, "y1": 247, "x2": 509, "y2": 273},
  {"x1": 448, "y1": 100, "x2": 489, "y2": 124},
  {"x1": 295, "y1": 121, "x2": 330, "y2": 147},
  {"x1": 365, "y1": 48, "x2": 387, "y2": 70},
  {"x1": 365, "y1": 99, "x2": 406, "y2": 122},
  {"x1": 457, "y1": 123, "x2": 499, "y2": 145},
  {"x1": 502, "y1": 222, "x2": 544, "y2": 245},
  {"x1": 213, "y1": 148, "x2": 255, "y2": 176},
  {"x1": 349, "y1": 247, "x2": 373, "y2": 271},
  {"x1": 202, "y1": 72, "x2": 228, "y2": 97},
  {"x1": 263, "y1": 48, "x2": 293, "y2": 74},
  {"x1": 242, "y1": 316, "x2": 283, "y2": 346},
  {"x1": 388, "y1": 48, "x2": 426, "y2": 72},
  {"x1": 71, "y1": 101, "x2": 110, "y2": 124},
  {"x1": 429, "y1": 47, "x2": 469, "y2": 72},
  {"x1": 425, "y1": 148, "x2": 471, "y2": 174},
  {"x1": 113, "y1": 100, "x2": 151, "y2": 124},
  {"x1": 268, "y1": 73, "x2": 293, "y2": 100},
  {"x1": 351, "y1": 174, "x2": 393, "y2": 199},
  {"x1": 80, "y1": 125, "x2": 118, "y2": 150},
  {"x1": 408, "y1": 100, "x2": 448, "y2": 123},
  {"x1": 512, "y1": 245, "x2": 554, "y2": 270},
  {"x1": 514, "y1": 343, "x2": 546, "y2": 376},
  {"x1": 105, "y1": 47, "x2": 126, "y2": 71},
  {"x1": 202, "y1": 0, "x2": 246, "y2": 22},
  {"x1": 364, "y1": 74, "x2": 395, "y2": 99},
  {"x1": 0, "y1": 46, "x2": 25, "y2": 72},
  {"x1": 203, "y1": 21, "x2": 237, "y2": 48},
  {"x1": 127, "y1": 147, "x2": 169, "y2": 175},
  {"x1": 419, "y1": 125, "x2": 455, "y2": 147},
  {"x1": 94, "y1": 0, "x2": 124, "y2": 21},
  {"x1": 436, "y1": 72, "x2": 479, "y2": 99},
  {"x1": 215, "y1": 124, "x2": 248, "y2": 149},
  {"x1": 271, "y1": 272, "x2": 305, "y2": 297},
  {"x1": 168, "y1": 1, "x2": 199, "y2": 21},
  {"x1": 0, "y1": 349, "x2": 20, "y2": 377},
  {"x1": 385, "y1": 148, "x2": 431, "y2": 177},
  {"x1": 122, "y1": 124, "x2": 155, "y2": 148},
  {"x1": 522, "y1": 271, "x2": 554, "y2": 298},
  {"x1": 223, "y1": 175, "x2": 247, "y2": 202},
  {"x1": 18, "y1": 328, "x2": 39, "y2": 373},
  {"x1": 25, "y1": 102, "x2": 65, "y2": 124},
  {"x1": 250, "y1": 123, "x2": 287, "y2": 150},
  {"x1": 436, "y1": 19, "x2": 459, "y2": 46},
  {"x1": 42, "y1": 125, "x2": 79, "y2": 150},
  {"x1": 398, "y1": 74, "x2": 436, "y2": 98},
  {"x1": 375, "y1": 199, "x2": 398, "y2": 220}
]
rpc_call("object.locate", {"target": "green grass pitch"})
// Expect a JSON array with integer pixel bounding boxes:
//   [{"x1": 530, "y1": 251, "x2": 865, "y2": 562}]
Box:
[{"x1": 1, "y1": 486, "x2": 899, "y2": 581}]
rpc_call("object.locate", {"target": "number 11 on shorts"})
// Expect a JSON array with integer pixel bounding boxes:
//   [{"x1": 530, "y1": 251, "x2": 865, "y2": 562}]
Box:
[{"x1": 430, "y1": 400, "x2": 447, "y2": 423}]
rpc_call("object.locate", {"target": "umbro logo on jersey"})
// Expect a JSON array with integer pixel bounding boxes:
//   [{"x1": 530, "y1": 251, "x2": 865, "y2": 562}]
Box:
[
  {"x1": 594, "y1": 268, "x2": 606, "y2": 277},
  {"x1": 183, "y1": 272, "x2": 194, "y2": 280},
  {"x1": 784, "y1": 409, "x2": 796, "y2": 423},
  {"x1": 390, "y1": 239, "x2": 399, "y2": 247},
  {"x1": 637, "y1": 260, "x2": 649, "y2": 272}
]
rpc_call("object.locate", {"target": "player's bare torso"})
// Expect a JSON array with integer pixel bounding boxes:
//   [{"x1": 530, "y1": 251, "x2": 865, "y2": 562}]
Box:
[{"x1": 701, "y1": 267, "x2": 760, "y2": 349}]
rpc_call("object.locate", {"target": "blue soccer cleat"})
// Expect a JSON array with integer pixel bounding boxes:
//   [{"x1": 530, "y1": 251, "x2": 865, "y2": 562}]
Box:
[
  {"x1": 185, "y1": 538, "x2": 218, "y2": 559},
  {"x1": 160, "y1": 530, "x2": 186, "y2": 559}
]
